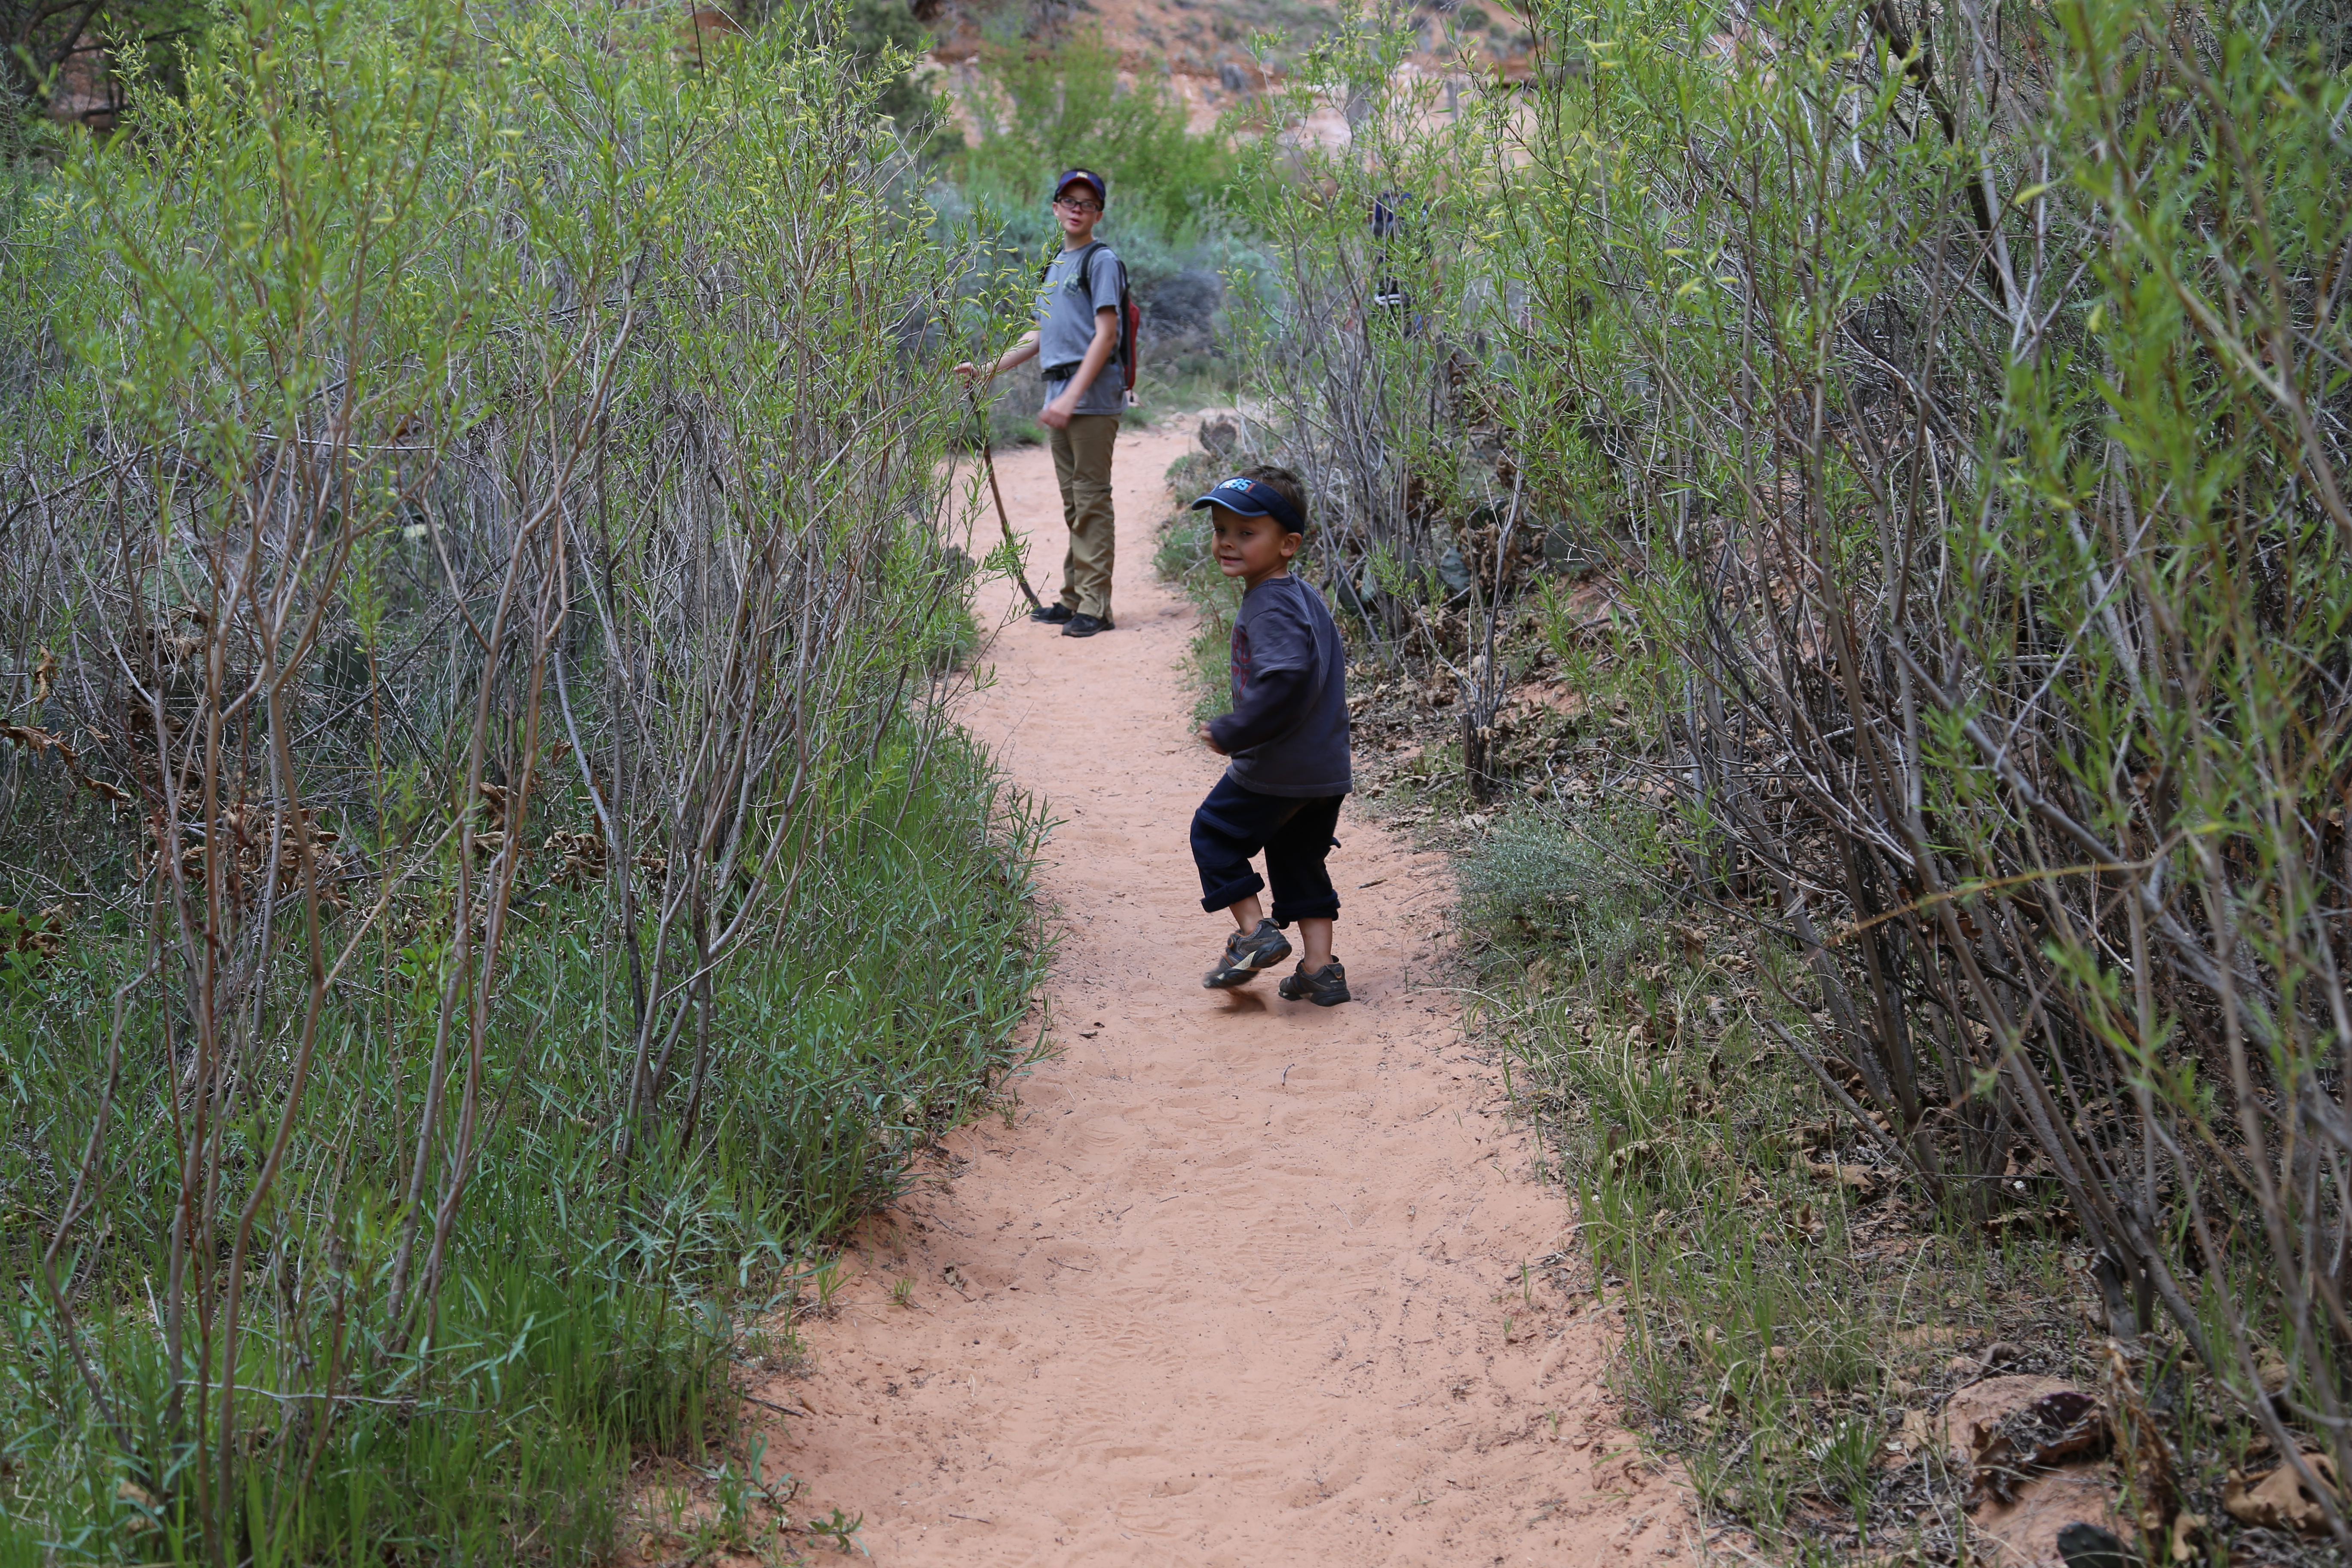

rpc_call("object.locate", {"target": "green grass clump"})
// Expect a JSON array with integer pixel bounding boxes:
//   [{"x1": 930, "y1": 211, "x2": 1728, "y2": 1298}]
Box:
[
  {"x1": 1459, "y1": 798, "x2": 2174, "y2": 1561},
  {"x1": 1152, "y1": 481, "x2": 1243, "y2": 728},
  {"x1": 1456, "y1": 807, "x2": 1658, "y2": 979}
]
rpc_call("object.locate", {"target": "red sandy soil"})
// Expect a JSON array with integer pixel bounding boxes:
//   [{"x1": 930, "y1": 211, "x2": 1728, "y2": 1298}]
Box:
[{"x1": 750, "y1": 413, "x2": 1693, "y2": 1565}]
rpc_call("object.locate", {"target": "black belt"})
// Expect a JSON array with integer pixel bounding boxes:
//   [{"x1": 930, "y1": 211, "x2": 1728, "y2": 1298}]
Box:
[{"x1": 1041, "y1": 362, "x2": 1081, "y2": 381}]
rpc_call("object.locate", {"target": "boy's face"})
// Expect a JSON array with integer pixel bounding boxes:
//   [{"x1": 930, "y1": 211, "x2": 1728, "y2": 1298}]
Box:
[
  {"x1": 1210, "y1": 505, "x2": 1300, "y2": 589},
  {"x1": 1053, "y1": 184, "x2": 1102, "y2": 242}
]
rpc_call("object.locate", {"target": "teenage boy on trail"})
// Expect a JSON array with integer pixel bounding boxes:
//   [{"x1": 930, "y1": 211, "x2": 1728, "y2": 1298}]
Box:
[
  {"x1": 1190, "y1": 466, "x2": 1354, "y2": 1007},
  {"x1": 952, "y1": 167, "x2": 1127, "y2": 640}
]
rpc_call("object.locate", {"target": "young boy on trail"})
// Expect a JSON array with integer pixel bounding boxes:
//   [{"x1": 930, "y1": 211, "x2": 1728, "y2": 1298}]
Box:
[
  {"x1": 952, "y1": 167, "x2": 1127, "y2": 640},
  {"x1": 1189, "y1": 466, "x2": 1354, "y2": 1007}
]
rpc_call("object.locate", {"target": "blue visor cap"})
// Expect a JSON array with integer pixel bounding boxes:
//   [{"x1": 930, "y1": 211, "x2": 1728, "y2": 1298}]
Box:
[
  {"x1": 1190, "y1": 475, "x2": 1305, "y2": 535},
  {"x1": 1055, "y1": 168, "x2": 1109, "y2": 205}
]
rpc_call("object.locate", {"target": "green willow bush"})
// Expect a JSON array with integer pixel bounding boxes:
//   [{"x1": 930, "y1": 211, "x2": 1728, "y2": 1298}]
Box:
[
  {"x1": 1240, "y1": 0, "x2": 2352, "y2": 1547},
  {"x1": 0, "y1": 0, "x2": 1045, "y2": 1559},
  {"x1": 1491, "y1": 0, "x2": 2352, "y2": 1534}
]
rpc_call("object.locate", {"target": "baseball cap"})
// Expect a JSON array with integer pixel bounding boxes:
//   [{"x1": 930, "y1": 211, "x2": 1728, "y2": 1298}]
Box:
[
  {"x1": 1189, "y1": 475, "x2": 1305, "y2": 535},
  {"x1": 1054, "y1": 168, "x2": 1109, "y2": 205}
]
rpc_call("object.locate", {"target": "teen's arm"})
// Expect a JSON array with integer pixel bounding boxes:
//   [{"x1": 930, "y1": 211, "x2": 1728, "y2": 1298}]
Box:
[
  {"x1": 1041, "y1": 307, "x2": 1118, "y2": 430},
  {"x1": 952, "y1": 332, "x2": 1041, "y2": 386}
]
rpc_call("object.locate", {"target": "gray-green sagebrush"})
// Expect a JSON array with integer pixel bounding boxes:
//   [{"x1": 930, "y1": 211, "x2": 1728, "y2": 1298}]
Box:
[{"x1": 0, "y1": 0, "x2": 1045, "y2": 1559}]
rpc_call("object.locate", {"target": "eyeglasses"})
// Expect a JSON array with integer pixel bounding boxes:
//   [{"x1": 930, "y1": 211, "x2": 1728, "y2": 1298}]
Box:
[{"x1": 1054, "y1": 196, "x2": 1102, "y2": 214}]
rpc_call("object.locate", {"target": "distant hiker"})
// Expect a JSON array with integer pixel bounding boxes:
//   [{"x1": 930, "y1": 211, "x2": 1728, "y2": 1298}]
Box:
[
  {"x1": 1190, "y1": 466, "x2": 1354, "y2": 1007},
  {"x1": 952, "y1": 167, "x2": 1128, "y2": 640}
]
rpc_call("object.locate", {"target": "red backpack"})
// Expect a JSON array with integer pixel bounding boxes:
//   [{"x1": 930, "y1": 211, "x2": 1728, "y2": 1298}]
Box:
[{"x1": 1044, "y1": 241, "x2": 1143, "y2": 402}]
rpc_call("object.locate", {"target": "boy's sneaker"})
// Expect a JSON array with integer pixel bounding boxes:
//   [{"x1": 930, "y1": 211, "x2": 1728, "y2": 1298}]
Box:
[
  {"x1": 1278, "y1": 960, "x2": 1351, "y2": 1007},
  {"x1": 1061, "y1": 613, "x2": 1114, "y2": 638},
  {"x1": 1204, "y1": 919, "x2": 1292, "y2": 988},
  {"x1": 1030, "y1": 603, "x2": 1075, "y2": 624}
]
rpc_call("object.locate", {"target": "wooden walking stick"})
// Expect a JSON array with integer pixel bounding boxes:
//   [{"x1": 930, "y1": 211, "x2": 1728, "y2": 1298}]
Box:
[
  {"x1": 970, "y1": 393, "x2": 1046, "y2": 614},
  {"x1": 972, "y1": 397, "x2": 1046, "y2": 613}
]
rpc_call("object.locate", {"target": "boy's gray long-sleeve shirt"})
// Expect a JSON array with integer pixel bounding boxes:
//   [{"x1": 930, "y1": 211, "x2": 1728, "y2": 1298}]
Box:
[{"x1": 1209, "y1": 574, "x2": 1353, "y2": 798}]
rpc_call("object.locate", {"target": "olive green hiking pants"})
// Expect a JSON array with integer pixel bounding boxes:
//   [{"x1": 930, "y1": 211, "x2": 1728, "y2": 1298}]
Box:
[{"x1": 1049, "y1": 413, "x2": 1121, "y2": 622}]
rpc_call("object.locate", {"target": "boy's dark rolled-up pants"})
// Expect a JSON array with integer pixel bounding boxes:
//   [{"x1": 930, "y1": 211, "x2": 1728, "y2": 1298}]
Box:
[{"x1": 1190, "y1": 774, "x2": 1344, "y2": 925}]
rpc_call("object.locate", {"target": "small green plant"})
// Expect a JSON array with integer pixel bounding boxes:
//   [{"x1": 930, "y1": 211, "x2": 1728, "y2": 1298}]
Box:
[
  {"x1": 805, "y1": 1507, "x2": 866, "y2": 1555},
  {"x1": 713, "y1": 1459, "x2": 752, "y2": 1547},
  {"x1": 1456, "y1": 805, "x2": 1662, "y2": 975},
  {"x1": 891, "y1": 1277, "x2": 915, "y2": 1308},
  {"x1": 810, "y1": 1259, "x2": 848, "y2": 1315},
  {"x1": 741, "y1": 1322, "x2": 804, "y2": 1372}
]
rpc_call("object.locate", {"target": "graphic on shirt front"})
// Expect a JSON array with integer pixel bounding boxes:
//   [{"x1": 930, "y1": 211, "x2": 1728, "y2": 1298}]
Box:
[{"x1": 1229, "y1": 619, "x2": 1253, "y2": 706}]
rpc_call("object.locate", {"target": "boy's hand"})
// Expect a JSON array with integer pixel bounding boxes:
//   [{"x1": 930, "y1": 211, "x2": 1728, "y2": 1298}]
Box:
[
  {"x1": 1040, "y1": 393, "x2": 1077, "y2": 430},
  {"x1": 1198, "y1": 722, "x2": 1226, "y2": 755},
  {"x1": 951, "y1": 361, "x2": 985, "y2": 386}
]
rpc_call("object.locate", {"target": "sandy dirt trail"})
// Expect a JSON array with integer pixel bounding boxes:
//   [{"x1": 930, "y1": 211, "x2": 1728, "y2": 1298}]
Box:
[{"x1": 755, "y1": 415, "x2": 1692, "y2": 1565}]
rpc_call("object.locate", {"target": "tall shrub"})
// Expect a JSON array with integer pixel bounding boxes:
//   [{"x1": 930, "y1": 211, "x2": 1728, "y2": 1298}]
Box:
[
  {"x1": 0, "y1": 0, "x2": 1041, "y2": 1558},
  {"x1": 1486, "y1": 0, "x2": 2352, "y2": 1532},
  {"x1": 1231, "y1": 0, "x2": 2352, "y2": 1537}
]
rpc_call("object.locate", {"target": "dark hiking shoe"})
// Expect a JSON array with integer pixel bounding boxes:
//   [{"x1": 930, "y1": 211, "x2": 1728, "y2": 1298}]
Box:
[
  {"x1": 1061, "y1": 613, "x2": 1114, "y2": 637},
  {"x1": 1030, "y1": 603, "x2": 1075, "y2": 624},
  {"x1": 1278, "y1": 960, "x2": 1351, "y2": 1007},
  {"x1": 1204, "y1": 919, "x2": 1292, "y2": 988}
]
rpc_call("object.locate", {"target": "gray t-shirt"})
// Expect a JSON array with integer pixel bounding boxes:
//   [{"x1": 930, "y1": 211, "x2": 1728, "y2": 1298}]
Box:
[{"x1": 1035, "y1": 242, "x2": 1126, "y2": 418}]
